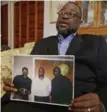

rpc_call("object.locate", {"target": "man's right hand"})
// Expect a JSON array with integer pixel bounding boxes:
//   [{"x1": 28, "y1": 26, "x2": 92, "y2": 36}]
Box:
[{"x1": 3, "y1": 78, "x2": 18, "y2": 93}]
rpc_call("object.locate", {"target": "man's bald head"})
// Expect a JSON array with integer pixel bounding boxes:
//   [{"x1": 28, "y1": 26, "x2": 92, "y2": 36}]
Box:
[{"x1": 56, "y1": 1, "x2": 82, "y2": 38}]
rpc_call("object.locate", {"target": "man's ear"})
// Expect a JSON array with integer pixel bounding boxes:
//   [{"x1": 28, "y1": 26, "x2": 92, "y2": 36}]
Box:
[
  {"x1": 80, "y1": 19, "x2": 83, "y2": 24},
  {"x1": 78, "y1": 19, "x2": 83, "y2": 27}
]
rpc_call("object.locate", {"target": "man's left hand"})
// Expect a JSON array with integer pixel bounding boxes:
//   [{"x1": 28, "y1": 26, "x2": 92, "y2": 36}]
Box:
[{"x1": 68, "y1": 93, "x2": 104, "y2": 112}]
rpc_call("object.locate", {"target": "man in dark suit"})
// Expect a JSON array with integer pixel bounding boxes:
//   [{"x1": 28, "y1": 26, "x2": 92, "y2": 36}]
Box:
[
  {"x1": 51, "y1": 67, "x2": 72, "y2": 104},
  {"x1": 12, "y1": 67, "x2": 32, "y2": 100},
  {"x1": 2, "y1": 1, "x2": 107, "y2": 112}
]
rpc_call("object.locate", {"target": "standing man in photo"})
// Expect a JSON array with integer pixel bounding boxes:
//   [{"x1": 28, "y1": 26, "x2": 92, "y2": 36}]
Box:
[
  {"x1": 31, "y1": 67, "x2": 51, "y2": 103},
  {"x1": 13, "y1": 67, "x2": 32, "y2": 100},
  {"x1": 51, "y1": 67, "x2": 72, "y2": 105}
]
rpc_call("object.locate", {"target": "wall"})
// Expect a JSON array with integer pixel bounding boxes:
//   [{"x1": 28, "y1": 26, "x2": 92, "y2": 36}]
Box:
[
  {"x1": 8, "y1": 2, "x2": 14, "y2": 48},
  {"x1": 13, "y1": 56, "x2": 34, "y2": 79},
  {"x1": 1, "y1": 1, "x2": 15, "y2": 48},
  {"x1": 44, "y1": 1, "x2": 57, "y2": 38}
]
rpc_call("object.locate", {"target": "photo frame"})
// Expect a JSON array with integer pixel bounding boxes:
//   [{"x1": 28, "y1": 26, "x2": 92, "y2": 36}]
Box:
[{"x1": 11, "y1": 55, "x2": 75, "y2": 107}]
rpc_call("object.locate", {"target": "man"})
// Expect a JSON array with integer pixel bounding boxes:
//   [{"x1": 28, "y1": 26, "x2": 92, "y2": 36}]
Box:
[
  {"x1": 2, "y1": 1, "x2": 107, "y2": 112},
  {"x1": 51, "y1": 67, "x2": 72, "y2": 105},
  {"x1": 31, "y1": 67, "x2": 51, "y2": 103},
  {"x1": 12, "y1": 67, "x2": 32, "y2": 100}
]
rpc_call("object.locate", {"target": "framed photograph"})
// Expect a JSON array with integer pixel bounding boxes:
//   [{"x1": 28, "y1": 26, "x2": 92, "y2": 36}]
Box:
[
  {"x1": 11, "y1": 55, "x2": 75, "y2": 107},
  {"x1": 50, "y1": 1, "x2": 69, "y2": 23}
]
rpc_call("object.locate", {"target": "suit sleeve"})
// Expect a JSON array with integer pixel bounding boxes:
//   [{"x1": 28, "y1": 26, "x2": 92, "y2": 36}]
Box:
[
  {"x1": 97, "y1": 37, "x2": 107, "y2": 85},
  {"x1": 97, "y1": 37, "x2": 107, "y2": 109},
  {"x1": 30, "y1": 41, "x2": 40, "y2": 55}
]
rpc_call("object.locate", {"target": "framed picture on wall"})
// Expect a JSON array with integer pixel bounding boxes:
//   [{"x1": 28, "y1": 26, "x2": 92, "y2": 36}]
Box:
[{"x1": 50, "y1": 1, "x2": 69, "y2": 23}]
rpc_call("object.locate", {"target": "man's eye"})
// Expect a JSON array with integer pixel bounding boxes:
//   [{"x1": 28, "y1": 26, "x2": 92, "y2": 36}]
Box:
[{"x1": 69, "y1": 12, "x2": 72, "y2": 16}]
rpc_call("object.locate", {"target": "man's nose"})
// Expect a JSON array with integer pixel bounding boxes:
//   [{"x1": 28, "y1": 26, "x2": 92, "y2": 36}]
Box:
[
  {"x1": 58, "y1": 13, "x2": 69, "y2": 20},
  {"x1": 61, "y1": 13, "x2": 69, "y2": 19}
]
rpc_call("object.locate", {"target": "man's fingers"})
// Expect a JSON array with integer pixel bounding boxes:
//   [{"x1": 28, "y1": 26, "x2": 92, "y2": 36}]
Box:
[
  {"x1": 3, "y1": 78, "x2": 14, "y2": 87},
  {"x1": 70, "y1": 106, "x2": 95, "y2": 112},
  {"x1": 4, "y1": 81, "x2": 14, "y2": 87},
  {"x1": 3, "y1": 78, "x2": 18, "y2": 93},
  {"x1": 3, "y1": 86, "x2": 17, "y2": 92},
  {"x1": 68, "y1": 93, "x2": 102, "y2": 112},
  {"x1": 73, "y1": 93, "x2": 99, "y2": 102},
  {"x1": 72, "y1": 99, "x2": 100, "y2": 108}
]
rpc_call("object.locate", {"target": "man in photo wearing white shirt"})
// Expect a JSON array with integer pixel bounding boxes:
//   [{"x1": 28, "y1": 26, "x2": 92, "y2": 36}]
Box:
[{"x1": 31, "y1": 67, "x2": 51, "y2": 103}]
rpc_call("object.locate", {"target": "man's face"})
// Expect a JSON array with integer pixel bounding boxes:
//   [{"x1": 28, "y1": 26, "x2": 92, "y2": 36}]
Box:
[
  {"x1": 22, "y1": 69, "x2": 28, "y2": 76},
  {"x1": 54, "y1": 67, "x2": 61, "y2": 76},
  {"x1": 38, "y1": 68, "x2": 44, "y2": 78},
  {"x1": 56, "y1": 3, "x2": 81, "y2": 37}
]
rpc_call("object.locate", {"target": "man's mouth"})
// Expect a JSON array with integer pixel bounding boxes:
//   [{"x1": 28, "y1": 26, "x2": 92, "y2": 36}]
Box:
[{"x1": 59, "y1": 21, "x2": 68, "y2": 27}]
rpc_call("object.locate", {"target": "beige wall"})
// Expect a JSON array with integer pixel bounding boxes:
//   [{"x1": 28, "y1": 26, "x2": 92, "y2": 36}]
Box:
[
  {"x1": 1, "y1": 1, "x2": 16, "y2": 48},
  {"x1": 13, "y1": 56, "x2": 34, "y2": 79},
  {"x1": 44, "y1": 1, "x2": 57, "y2": 38}
]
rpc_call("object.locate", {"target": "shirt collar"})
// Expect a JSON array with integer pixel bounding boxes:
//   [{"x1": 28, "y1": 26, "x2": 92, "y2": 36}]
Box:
[{"x1": 58, "y1": 33, "x2": 76, "y2": 44}]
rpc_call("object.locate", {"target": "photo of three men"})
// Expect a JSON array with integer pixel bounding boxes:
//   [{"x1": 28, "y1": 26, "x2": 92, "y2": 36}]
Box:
[{"x1": 11, "y1": 55, "x2": 74, "y2": 106}]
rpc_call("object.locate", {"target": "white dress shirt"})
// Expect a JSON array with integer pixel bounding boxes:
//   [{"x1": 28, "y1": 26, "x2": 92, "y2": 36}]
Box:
[{"x1": 31, "y1": 75, "x2": 51, "y2": 99}]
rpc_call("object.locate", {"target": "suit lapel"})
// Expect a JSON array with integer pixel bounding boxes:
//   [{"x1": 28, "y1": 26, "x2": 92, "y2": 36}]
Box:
[
  {"x1": 48, "y1": 36, "x2": 59, "y2": 55},
  {"x1": 66, "y1": 34, "x2": 82, "y2": 55}
]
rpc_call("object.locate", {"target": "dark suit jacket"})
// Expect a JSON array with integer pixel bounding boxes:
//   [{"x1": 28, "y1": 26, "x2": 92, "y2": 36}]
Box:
[
  {"x1": 2, "y1": 34, "x2": 107, "y2": 112},
  {"x1": 13, "y1": 75, "x2": 32, "y2": 100},
  {"x1": 31, "y1": 34, "x2": 107, "y2": 109},
  {"x1": 51, "y1": 75, "x2": 72, "y2": 104}
]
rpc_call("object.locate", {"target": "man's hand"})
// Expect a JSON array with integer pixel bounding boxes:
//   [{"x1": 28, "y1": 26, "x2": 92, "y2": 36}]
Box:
[
  {"x1": 68, "y1": 93, "x2": 104, "y2": 112},
  {"x1": 3, "y1": 78, "x2": 17, "y2": 93}
]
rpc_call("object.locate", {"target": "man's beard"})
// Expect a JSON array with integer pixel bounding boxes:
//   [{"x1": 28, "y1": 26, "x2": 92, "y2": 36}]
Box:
[{"x1": 57, "y1": 28, "x2": 77, "y2": 38}]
